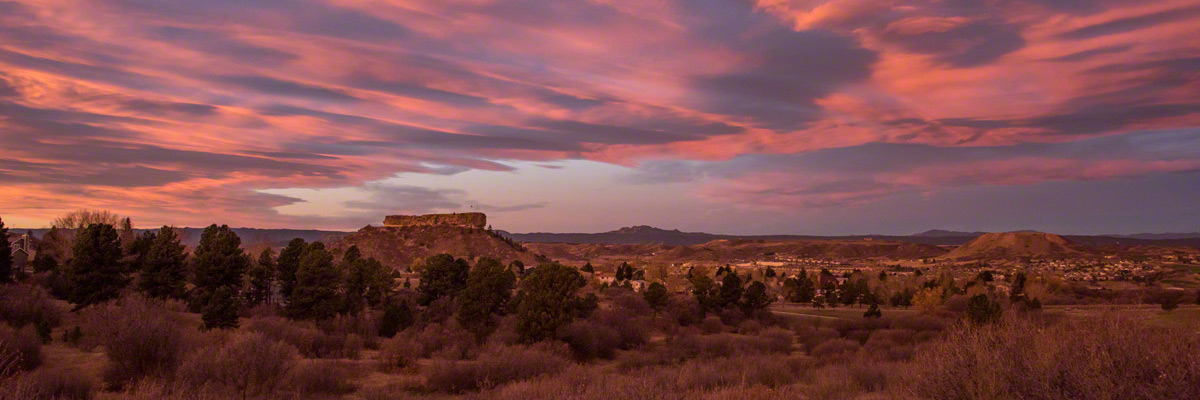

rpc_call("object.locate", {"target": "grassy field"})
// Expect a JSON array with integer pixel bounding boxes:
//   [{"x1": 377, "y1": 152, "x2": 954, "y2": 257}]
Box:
[{"x1": 770, "y1": 301, "x2": 1200, "y2": 331}]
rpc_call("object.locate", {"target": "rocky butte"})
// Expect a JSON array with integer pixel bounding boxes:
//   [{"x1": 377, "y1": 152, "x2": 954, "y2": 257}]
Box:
[{"x1": 383, "y1": 212, "x2": 486, "y2": 229}]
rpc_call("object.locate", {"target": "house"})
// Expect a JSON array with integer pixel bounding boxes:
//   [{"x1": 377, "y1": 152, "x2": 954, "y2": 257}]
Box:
[{"x1": 7, "y1": 233, "x2": 33, "y2": 273}]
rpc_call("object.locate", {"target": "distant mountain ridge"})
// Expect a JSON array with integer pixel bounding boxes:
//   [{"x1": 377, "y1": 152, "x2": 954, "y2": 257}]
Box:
[
  {"x1": 503, "y1": 226, "x2": 1200, "y2": 248},
  {"x1": 14, "y1": 225, "x2": 1200, "y2": 249}
]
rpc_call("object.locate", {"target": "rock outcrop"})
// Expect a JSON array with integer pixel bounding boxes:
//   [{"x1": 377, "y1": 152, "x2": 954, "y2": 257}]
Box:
[
  {"x1": 333, "y1": 213, "x2": 539, "y2": 271},
  {"x1": 383, "y1": 213, "x2": 486, "y2": 229}
]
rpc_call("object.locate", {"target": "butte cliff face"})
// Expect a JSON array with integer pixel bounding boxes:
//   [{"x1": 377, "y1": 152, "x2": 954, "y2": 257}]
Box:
[
  {"x1": 332, "y1": 213, "x2": 538, "y2": 271},
  {"x1": 383, "y1": 212, "x2": 486, "y2": 229}
]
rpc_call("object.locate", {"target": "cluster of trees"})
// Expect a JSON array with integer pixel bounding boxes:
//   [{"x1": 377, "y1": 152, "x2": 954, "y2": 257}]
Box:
[
  {"x1": 20, "y1": 211, "x2": 396, "y2": 330},
  {"x1": 0, "y1": 217, "x2": 13, "y2": 284},
  {"x1": 687, "y1": 268, "x2": 773, "y2": 316}
]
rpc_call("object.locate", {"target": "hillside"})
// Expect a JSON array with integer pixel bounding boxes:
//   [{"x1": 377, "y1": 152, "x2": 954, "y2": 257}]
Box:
[
  {"x1": 942, "y1": 232, "x2": 1091, "y2": 260},
  {"x1": 527, "y1": 238, "x2": 947, "y2": 263},
  {"x1": 331, "y1": 224, "x2": 541, "y2": 271}
]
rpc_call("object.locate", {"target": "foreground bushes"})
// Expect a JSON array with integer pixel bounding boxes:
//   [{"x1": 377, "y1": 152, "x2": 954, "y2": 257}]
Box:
[
  {"x1": 0, "y1": 324, "x2": 42, "y2": 372},
  {"x1": 76, "y1": 296, "x2": 196, "y2": 389},
  {"x1": 176, "y1": 333, "x2": 298, "y2": 398},
  {"x1": 904, "y1": 313, "x2": 1200, "y2": 400},
  {"x1": 245, "y1": 315, "x2": 362, "y2": 359},
  {"x1": 422, "y1": 344, "x2": 569, "y2": 393},
  {"x1": 0, "y1": 284, "x2": 63, "y2": 336}
]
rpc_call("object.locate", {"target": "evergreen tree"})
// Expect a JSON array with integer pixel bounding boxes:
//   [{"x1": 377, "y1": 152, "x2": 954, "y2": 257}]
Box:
[
  {"x1": 966, "y1": 294, "x2": 1002, "y2": 324},
  {"x1": 514, "y1": 263, "x2": 595, "y2": 343},
  {"x1": 378, "y1": 300, "x2": 413, "y2": 338},
  {"x1": 580, "y1": 262, "x2": 594, "y2": 274},
  {"x1": 1009, "y1": 272, "x2": 1027, "y2": 302},
  {"x1": 189, "y1": 224, "x2": 249, "y2": 313},
  {"x1": 718, "y1": 271, "x2": 744, "y2": 309},
  {"x1": 740, "y1": 280, "x2": 772, "y2": 315},
  {"x1": 276, "y1": 238, "x2": 307, "y2": 301},
  {"x1": 689, "y1": 274, "x2": 720, "y2": 314},
  {"x1": 643, "y1": 281, "x2": 669, "y2": 311},
  {"x1": 764, "y1": 266, "x2": 777, "y2": 278},
  {"x1": 457, "y1": 258, "x2": 516, "y2": 339},
  {"x1": 138, "y1": 226, "x2": 188, "y2": 300},
  {"x1": 0, "y1": 217, "x2": 13, "y2": 283},
  {"x1": 783, "y1": 270, "x2": 816, "y2": 303},
  {"x1": 864, "y1": 303, "x2": 882, "y2": 318},
  {"x1": 340, "y1": 246, "x2": 391, "y2": 314},
  {"x1": 31, "y1": 253, "x2": 57, "y2": 273},
  {"x1": 417, "y1": 254, "x2": 469, "y2": 306},
  {"x1": 285, "y1": 243, "x2": 341, "y2": 320},
  {"x1": 202, "y1": 286, "x2": 240, "y2": 330},
  {"x1": 64, "y1": 223, "x2": 127, "y2": 309},
  {"x1": 246, "y1": 248, "x2": 275, "y2": 306}
]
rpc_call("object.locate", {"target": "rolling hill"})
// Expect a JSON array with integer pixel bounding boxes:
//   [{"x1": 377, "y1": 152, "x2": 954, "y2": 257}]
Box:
[{"x1": 942, "y1": 232, "x2": 1091, "y2": 260}]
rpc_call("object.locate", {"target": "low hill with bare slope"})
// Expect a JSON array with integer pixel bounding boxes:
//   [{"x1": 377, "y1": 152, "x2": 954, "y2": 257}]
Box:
[
  {"x1": 331, "y1": 214, "x2": 542, "y2": 271},
  {"x1": 527, "y1": 238, "x2": 947, "y2": 263},
  {"x1": 942, "y1": 232, "x2": 1092, "y2": 260}
]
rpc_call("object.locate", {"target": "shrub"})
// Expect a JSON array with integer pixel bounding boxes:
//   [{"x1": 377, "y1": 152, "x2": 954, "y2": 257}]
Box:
[
  {"x1": 558, "y1": 320, "x2": 621, "y2": 361},
  {"x1": 21, "y1": 368, "x2": 95, "y2": 400},
  {"x1": 0, "y1": 324, "x2": 41, "y2": 372},
  {"x1": 904, "y1": 314, "x2": 1200, "y2": 400},
  {"x1": 286, "y1": 360, "x2": 357, "y2": 395},
  {"x1": 377, "y1": 336, "x2": 422, "y2": 372},
  {"x1": 87, "y1": 299, "x2": 194, "y2": 390},
  {"x1": 794, "y1": 325, "x2": 840, "y2": 352},
  {"x1": 245, "y1": 315, "x2": 361, "y2": 359},
  {"x1": 699, "y1": 315, "x2": 725, "y2": 334},
  {"x1": 810, "y1": 338, "x2": 860, "y2": 359},
  {"x1": 0, "y1": 284, "x2": 64, "y2": 332},
  {"x1": 176, "y1": 332, "x2": 298, "y2": 399},
  {"x1": 422, "y1": 344, "x2": 568, "y2": 393},
  {"x1": 412, "y1": 320, "x2": 476, "y2": 360}
]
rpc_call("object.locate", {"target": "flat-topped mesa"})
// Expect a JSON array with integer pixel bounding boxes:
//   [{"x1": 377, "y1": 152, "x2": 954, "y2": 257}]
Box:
[{"x1": 383, "y1": 212, "x2": 487, "y2": 229}]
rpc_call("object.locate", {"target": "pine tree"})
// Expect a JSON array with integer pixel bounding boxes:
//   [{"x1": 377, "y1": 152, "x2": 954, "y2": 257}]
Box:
[
  {"x1": 514, "y1": 263, "x2": 594, "y2": 343},
  {"x1": 864, "y1": 303, "x2": 882, "y2": 318},
  {"x1": 643, "y1": 281, "x2": 668, "y2": 311},
  {"x1": 457, "y1": 258, "x2": 516, "y2": 339},
  {"x1": 64, "y1": 223, "x2": 127, "y2": 309},
  {"x1": 340, "y1": 246, "x2": 390, "y2": 314},
  {"x1": 0, "y1": 216, "x2": 13, "y2": 283},
  {"x1": 740, "y1": 280, "x2": 772, "y2": 315},
  {"x1": 285, "y1": 242, "x2": 341, "y2": 320},
  {"x1": 417, "y1": 254, "x2": 469, "y2": 306},
  {"x1": 189, "y1": 224, "x2": 249, "y2": 313},
  {"x1": 378, "y1": 300, "x2": 413, "y2": 338},
  {"x1": 689, "y1": 274, "x2": 720, "y2": 314},
  {"x1": 246, "y1": 248, "x2": 275, "y2": 306},
  {"x1": 202, "y1": 286, "x2": 240, "y2": 330},
  {"x1": 580, "y1": 262, "x2": 594, "y2": 274},
  {"x1": 966, "y1": 294, "x2": 1002, "y2": 324},
  {"x1": 718, "y1": 271, "x2": 744, "y2": 309},
  {"x1": 276, "y1": 238, "x2": 307, "y2": 301},
  {"x1": 138, "y1": 226, "x2": 188, "y2": 299}
]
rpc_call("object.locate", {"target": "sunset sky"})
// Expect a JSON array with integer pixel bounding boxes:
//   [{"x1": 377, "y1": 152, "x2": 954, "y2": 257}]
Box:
[{"x1": 1, "y1": 0, "x2": 1197, "y2": 234}]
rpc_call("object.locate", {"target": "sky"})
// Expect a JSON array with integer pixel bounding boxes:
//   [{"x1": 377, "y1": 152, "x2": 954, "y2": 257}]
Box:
[{"x1": 0, "y1": 0, "x2": 1197, "y2": 235}]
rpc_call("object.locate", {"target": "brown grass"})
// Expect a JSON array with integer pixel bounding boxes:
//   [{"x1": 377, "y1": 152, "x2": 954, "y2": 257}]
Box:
[
  {"x1": 902, "y1": 313, "x2": 1200, "y2": 400},
  {"x1": 422, "y1": 343, "x2": 569, "y2": 393}
]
